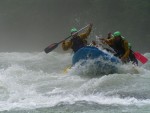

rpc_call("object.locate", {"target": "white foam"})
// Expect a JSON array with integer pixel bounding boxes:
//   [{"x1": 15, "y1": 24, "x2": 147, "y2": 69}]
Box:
[{"x1": 0, "y1": 52, "x2": 149, "y2": 111}]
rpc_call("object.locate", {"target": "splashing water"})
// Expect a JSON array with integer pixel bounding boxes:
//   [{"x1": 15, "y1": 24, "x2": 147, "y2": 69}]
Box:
[{"x1": 0, "y1": 52, "x2": 150, "y2": 113}]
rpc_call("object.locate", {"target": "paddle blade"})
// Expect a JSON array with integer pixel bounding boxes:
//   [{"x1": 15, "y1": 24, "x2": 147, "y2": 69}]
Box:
[
  {"x1": 134, "y1": 52, "x2": 148, "y2": 64},
  {"x1": 44, "y1": 43, "x2": 58, "y2": 53}
]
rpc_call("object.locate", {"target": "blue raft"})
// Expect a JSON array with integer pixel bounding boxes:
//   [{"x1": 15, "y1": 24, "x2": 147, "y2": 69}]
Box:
[{"x1": 72, "y1": 46, "x2": 121, "y2": 75}]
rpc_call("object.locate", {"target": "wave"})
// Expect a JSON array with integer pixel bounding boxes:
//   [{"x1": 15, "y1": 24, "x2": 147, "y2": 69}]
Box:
[{"x1": 0, "y1": 52, "x2": 149, "y2": 111}]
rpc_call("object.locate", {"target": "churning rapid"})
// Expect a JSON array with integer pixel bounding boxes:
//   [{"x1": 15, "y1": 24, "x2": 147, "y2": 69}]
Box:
[{"x1": 0, "y1": 52, "x2": 150, "y2": 113}]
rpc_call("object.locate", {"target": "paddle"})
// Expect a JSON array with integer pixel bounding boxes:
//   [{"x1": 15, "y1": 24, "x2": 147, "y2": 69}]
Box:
[
  {"x1": 133, "y1": 51, "x2": 148, "y2": 64},
  {"x1": 96, "y1": 36, "x2": 117, "y2": 54},
  {"x1": 44, "y1": 24, "x2": 90, "y2": 54}
]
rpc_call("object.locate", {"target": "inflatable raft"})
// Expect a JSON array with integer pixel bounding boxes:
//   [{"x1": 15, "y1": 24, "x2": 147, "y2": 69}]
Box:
[{"x1": 72, "y1": 46, "x2": 121, "y2": 75}]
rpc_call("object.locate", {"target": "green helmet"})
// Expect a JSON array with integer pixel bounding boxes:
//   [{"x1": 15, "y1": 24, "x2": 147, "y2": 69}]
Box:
[
  {"x1": 113, "y1": 31, "x2": 121, "y2": 37},
  {"x1": 70, "y1": 28, "x2": 77, "y2": 33}
]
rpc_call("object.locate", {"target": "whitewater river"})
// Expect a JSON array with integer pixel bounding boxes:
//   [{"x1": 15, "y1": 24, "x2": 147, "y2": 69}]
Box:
[{"x1": 0, "y1": 52, "x2": 150, "y2": 113}]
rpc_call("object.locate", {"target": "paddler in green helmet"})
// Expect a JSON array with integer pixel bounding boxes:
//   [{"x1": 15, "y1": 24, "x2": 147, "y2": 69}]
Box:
[
  {"x1": 101, "y1": 31, "x2": 130, "y2": 63},
  {"x1": 62, "y1": 24, "x2": 93, "y2": 53}
]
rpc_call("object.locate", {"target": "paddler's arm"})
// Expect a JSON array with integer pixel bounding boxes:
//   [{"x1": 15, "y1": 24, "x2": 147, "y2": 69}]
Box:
[
  {"x1": 62, "y1": 41, "x2": 72, "y2": 51},
  {"x1": 79, "y1": 24, "x2": 93, "y2": 39},
  {"x1": 102, "y1": 37, "x2": 114, "y2": 45},
  {"x1": 121, "y1": 40, "x2": 130, "y2": 60}
]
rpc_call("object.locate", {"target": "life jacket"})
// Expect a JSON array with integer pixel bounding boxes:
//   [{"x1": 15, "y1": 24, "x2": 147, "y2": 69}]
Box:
[
  {"x1": 70, "y1": 36, "x2": 85, "y2": 53},
  {"x1": 113, "y1": 38, "x2": 125, "y2": 58}
]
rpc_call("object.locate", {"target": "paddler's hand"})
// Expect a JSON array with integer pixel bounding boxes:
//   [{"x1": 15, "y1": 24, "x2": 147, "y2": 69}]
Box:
[
  {"x1": 100, "y1": 38, "x2": 106, "y2": 44},
  {"x1": 62, "y1": 40, "x2": 65, "y2": 44},
  {"x1": 121, "y1": 57, "x2": 126, "y2": 62}
]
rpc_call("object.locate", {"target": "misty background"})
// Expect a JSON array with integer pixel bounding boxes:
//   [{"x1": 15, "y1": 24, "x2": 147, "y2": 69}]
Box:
[{"x1": 0, "y1": 0, "x2": 149, "y2": 53}]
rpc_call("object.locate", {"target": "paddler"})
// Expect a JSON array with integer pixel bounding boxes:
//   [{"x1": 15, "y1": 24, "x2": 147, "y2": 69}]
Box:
[
  {"x1": 101, "y1": 31, "x2": 130, "y2": 63},
  {"x1": 62, "y1": 24, "x2": 93, "y2": 53}
]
